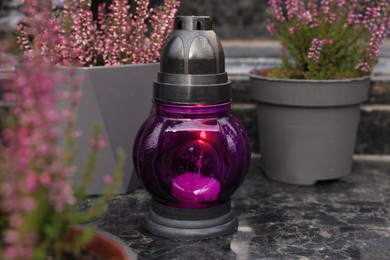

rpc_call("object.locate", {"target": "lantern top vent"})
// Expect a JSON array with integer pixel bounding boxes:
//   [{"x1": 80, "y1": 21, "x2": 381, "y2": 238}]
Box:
[{"x1": 154, "y1": 16, "x2": 231, "y2": 104}]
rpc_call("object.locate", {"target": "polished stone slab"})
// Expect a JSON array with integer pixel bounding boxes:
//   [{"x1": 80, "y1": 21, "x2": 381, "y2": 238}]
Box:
[
  {"x1": 92, "y1": 159, "x2": 390, "y2": 259},
  {"x1": 356, "y1": 109, "x2": 390, "y2": 155},
  {"x1": 369, "y1": 81, "x2": 390, "y2": 103}
]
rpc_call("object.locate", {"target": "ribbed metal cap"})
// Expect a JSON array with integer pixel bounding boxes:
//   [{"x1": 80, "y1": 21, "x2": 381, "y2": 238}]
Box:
[{"x1": 154, "y1": 16, "x2": 231, "y2": 104}]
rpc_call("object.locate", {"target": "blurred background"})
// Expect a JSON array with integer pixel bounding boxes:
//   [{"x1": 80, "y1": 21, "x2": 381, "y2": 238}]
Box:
[
  {"x1": 1, "y1": 0, "x2": 389, "y2": 160},
  {"x1": 0, "y1": 0, "x2": 270, "y2": 38}
]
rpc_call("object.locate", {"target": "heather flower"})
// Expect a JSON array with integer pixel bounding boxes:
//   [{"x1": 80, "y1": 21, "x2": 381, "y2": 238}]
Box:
[
  {"x1": 264, "y1": 0, "x2": 390, "y2": 79},
  {"x1": 320, "y1": 0, "x2": 333, "y2": 19},
  {"x1": 308, "y1": 0, "x2": 319, "y2": 17},
  {"x1": 268, "y1": 0, "x2": 285, "y2": 21},
  {"x1": 0, "y1": 59, "x2": 76, "y2": 259},
  {"x1": 17, "y1": 0, "x2": 180, "y2": 66},
  {"x1": 103, "y1": 175, "x2": 113, "y2": 185},
  {"x1": 301, "y1": 11, "x2": 318, "y2": 28},
  {"x1": 368, "y1": 23, "x2": 387, "y2": 60},
  {"x1": 267, "y1": 22, "x2": 277, "y2": 35},
  {"x1": 0, "y1": 54, "x2": 123, "y2": 258},
  {"x1": 1, "y1": 1, "x2": 125, "y2": 258},
  {"x1": 88, "y1": 137, "x2": 108, "y2": 149},
  {"x1": 355, "y1": 60, "x2": 371, "y2": 73},
  {"x1": 286, "y1": 0, "x2": 305, "y2": 20},
  {"x1": 308, "y1": 39, "x2": 333, "y2": 61}
]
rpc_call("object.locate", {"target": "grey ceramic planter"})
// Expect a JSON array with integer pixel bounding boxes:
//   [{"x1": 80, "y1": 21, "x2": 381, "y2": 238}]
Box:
[
  {"x1": 57, "y1": 63, "x2": 159, "y2": 194},
  {"x1": 250, "y1": 73, "x2": 370, "y2": 185}
]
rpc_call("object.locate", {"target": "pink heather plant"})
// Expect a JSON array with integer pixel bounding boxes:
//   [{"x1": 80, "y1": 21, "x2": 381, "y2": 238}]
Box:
[
  {"x1": 17, "y1": 0, "x2": 180, "y2": 66},
  {"x1": 263, "y1": 0, "x2": 390, "y2": 79},
  {"x1": 0, "y1": 1, "x2": 124, "y2": 259},
  {"x1": 1, "y1": 60, "x2": 74, "y2": 259},
  {"x1": 0, "y1": 60, "x2": 124, "y2": 259}
]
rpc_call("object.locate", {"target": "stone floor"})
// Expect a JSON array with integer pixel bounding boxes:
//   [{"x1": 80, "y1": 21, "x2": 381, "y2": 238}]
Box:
[{"x1": 92, "y1": 158, "x2": 390, "y2": 260}]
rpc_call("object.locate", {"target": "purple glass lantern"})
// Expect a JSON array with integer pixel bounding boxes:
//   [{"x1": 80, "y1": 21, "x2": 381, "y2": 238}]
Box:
[{"x1": 133, "y1": 16, "x2": 250, "y2": 239}]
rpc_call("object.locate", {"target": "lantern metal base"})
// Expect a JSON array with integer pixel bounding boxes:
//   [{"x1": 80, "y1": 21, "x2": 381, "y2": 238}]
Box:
[{"x1": 144, "y1": 200, "x2": 238, "y2": 240}]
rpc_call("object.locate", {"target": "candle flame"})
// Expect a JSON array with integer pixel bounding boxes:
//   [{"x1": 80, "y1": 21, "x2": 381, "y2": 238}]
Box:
[{"x1": 200, "y1": 131, "x2": 207, "y2": 140}]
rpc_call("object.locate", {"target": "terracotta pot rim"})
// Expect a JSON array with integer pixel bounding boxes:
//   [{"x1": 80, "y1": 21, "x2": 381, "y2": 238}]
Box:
[
  {"x1": 249, "y1": 68, "x2": 371, "y2": 83},
  {"x1": 70, "y1": 226, "x2": 136, "y2": 260}
]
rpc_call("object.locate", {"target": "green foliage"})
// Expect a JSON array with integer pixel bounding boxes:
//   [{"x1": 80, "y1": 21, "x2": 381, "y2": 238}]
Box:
[
  {"x1": 271, "y1": 19, "x2": 368, "y2": 79},
  {"x1": 36, "y1": 125, "x2": 126, "y2": 259}
]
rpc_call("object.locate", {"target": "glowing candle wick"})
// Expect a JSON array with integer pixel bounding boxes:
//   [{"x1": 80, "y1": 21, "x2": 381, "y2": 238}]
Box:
[{"x1": 196, "y1": 149, "x2": 204, "y2": 174}]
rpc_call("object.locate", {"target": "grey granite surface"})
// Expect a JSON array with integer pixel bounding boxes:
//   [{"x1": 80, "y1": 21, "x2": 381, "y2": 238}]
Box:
[
  {"x1": 92, "y1": 159, "x2": 390, "y2": 260},
  {"x1": 369, "y1": 81, "x2": 390, "y2": 103},
  {"x1": 356, "y1": 110, "x2": 390, "y2": 155}
]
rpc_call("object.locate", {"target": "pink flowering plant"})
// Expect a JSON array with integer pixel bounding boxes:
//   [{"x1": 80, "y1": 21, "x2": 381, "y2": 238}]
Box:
[
  {"x1": 0, "y1": 3, "x2": 125, "y2": 259},
  {"x1": 17, "y1": 0, "x2": 179, "y2": 66},
  {"x1": 262, "y1": 0, "x2": 390, "y2": 79},
  {"x1": 0, "y1": 60, "x2": 125, "y2": 259},
  {"x1": 0, "y1": 61, "x2": 125, "y2": 259}
]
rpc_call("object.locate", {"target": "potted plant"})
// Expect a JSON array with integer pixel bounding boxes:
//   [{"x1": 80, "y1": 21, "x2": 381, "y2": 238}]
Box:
[
  {"x1": 250, "y1": 1, "x2": 390, "y2": 185},
  {"x1": 16, "y1": 0, "x2": 180, "y2": 194},
  {"x1": 0, "y1": 42, "x2": 135, "y2": 259}
]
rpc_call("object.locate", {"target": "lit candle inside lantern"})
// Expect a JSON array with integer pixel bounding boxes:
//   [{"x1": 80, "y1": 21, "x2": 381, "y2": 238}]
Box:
[
  {"x1": 172, "y1": 173, "x2": 220, "y2": 201},
  {"x1": 172, "y1": 131, "x2": 221, "y2": 203}
]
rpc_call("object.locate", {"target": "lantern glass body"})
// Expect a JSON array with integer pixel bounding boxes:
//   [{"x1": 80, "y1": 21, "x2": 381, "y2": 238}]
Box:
[{"x1": 133, "y1": 101, "x2": 250, "y2": 209}]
